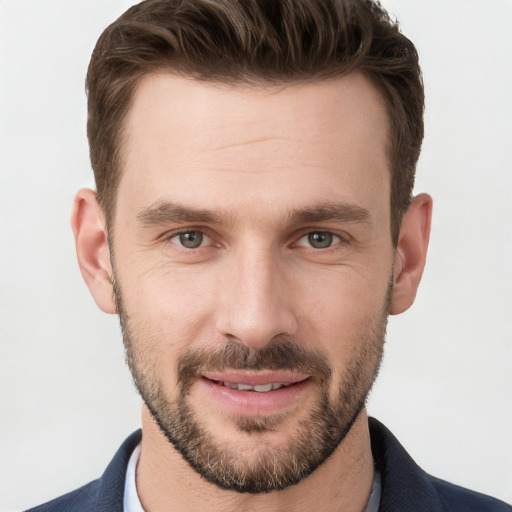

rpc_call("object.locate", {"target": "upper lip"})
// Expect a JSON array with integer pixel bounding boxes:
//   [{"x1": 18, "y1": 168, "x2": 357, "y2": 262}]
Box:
[{"x1": 201, "y1": 371, "x2": 310, "y2": 386}]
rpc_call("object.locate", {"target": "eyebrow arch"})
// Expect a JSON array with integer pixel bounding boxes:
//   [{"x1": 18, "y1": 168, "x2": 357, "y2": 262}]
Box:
[
  {"x1": 136, "y1": 201, "x2": 370, "y2": 227},
  {"x1": 288, "y1": 203, "x2": 370, "y2": 224},
  {"x1": 136, "y1": 201, "x2": 228, "y2": 227}
]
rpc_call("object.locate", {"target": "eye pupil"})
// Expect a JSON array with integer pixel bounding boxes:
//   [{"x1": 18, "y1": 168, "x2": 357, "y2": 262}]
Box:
[
  {"x1": 179, "y1": 232, "x2": 203, "y2": 248},
  {"x1": 308, "y1": 232, "x2": 333, "y2": 249}
]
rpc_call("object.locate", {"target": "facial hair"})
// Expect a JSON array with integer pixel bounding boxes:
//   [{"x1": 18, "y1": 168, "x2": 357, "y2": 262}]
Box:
[{"x1": 114, "y1": 277, "x2": 389, "y2": 494}]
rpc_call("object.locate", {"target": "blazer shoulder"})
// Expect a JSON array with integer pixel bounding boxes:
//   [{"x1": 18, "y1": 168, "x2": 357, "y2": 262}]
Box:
[
  {"x1": 23, "y1": 430, "x2": 141, "y2": 512},
  {"x1": 430, "y1": 476, "x2": 512, "y2": 512},
  {"x1": 23, "y1": 479, "x2": 100, "y2": 512}
]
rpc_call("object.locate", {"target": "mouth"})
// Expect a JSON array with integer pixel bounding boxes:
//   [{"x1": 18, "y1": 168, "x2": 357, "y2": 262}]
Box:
[
  {"x1": 202, "y1": 370, "x2": 310, "y2": 389},
  {"x1": 211, "y1": 381, "x2": 294, "y2": 392},
  {"x1": 199, "y1": 371, "x2": 312, "y2": 415}
]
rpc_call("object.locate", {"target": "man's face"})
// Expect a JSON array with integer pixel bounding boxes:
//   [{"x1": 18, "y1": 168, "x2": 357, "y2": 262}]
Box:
[{"x1": 111, "y1": 73, "x2": 394, "y2": 492}]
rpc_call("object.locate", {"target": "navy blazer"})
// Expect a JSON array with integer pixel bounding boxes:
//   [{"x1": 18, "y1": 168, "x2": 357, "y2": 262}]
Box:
[{"x1": 25, "y1": 418, "x2": 511, "y2": 511}]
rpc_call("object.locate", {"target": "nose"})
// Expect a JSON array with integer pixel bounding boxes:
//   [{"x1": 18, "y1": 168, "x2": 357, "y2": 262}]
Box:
[{"x1": 214, "y1": 245, "x2": 299, "y2": 349}]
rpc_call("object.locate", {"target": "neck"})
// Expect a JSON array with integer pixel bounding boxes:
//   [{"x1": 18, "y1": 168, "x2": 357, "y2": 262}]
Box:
[{"x1": 136, "y1": 406, "x2": 375, "y2": 512}]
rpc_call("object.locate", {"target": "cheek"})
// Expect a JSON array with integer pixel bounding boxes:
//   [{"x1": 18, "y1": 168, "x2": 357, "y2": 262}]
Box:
[
  {"x1": 117, "y1": 259, "x2": 218, "y2": 351},
  {"x1": 297, "y1": 267, "x2": 389, "y2": 364}
]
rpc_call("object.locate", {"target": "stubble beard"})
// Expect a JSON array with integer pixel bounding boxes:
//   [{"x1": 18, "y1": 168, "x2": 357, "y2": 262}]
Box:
[{"x1": 113, "y1": 278, "x2": 389, "y2": 494}]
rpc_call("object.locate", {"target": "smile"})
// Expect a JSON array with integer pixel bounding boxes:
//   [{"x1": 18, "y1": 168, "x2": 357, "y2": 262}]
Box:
[
  {"x1": 199, "y1": 373, "x2": 312, "y2": 415},
  {"x1": 212, "y1": 381, "x2": 292, "y2": 392}
]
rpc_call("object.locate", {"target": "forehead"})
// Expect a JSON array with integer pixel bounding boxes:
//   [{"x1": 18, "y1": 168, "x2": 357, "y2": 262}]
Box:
[
  {"x1": 123, "y1": 72, "x2": 389, "y2": 155},
  {"x1": 118, "y1": 72, "x2": 391, "y2": 224}
]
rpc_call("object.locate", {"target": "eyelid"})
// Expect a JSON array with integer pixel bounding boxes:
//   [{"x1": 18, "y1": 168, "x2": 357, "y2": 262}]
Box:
[{"x1": 160, "y1": 225, "x2": 209, "y2": 239}]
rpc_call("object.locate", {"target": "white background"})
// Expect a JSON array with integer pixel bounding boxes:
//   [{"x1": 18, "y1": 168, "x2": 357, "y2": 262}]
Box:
[{"x1": 1, "y1": 1, "x2": 511, "y2": 510}]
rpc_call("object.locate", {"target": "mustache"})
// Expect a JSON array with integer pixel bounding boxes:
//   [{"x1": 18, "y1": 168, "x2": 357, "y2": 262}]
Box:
[{"x1": 178, "y1": 338, "x2": 332, "y2": 389}]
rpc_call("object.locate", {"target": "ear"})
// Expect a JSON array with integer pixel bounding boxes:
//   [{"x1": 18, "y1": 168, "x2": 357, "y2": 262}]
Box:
[
  {"x1": 389, "y1": 193, "x2": 433, "y2": 315},
  {"x1": 71, "y1": 188, "x2": 116, "y2": 314}
]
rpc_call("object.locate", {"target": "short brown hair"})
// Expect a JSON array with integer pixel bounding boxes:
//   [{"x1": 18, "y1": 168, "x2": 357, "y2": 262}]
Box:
[{"x1": 87, "y1": 0, "x2": 423, "y2": 243}]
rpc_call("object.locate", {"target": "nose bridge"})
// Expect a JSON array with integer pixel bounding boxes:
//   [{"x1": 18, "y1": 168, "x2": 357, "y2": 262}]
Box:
[{"x1": 215, "y1": 242, "x2": 298, "y2": 348}]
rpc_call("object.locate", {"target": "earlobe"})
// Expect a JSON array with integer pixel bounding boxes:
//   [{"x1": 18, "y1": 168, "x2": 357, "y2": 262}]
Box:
[
  {"x1": 389, "y1": 193, "x2": 433, "y2": 315},
  {"x1": 71, "y1": 188, "x2": 116, "y2": 314}
]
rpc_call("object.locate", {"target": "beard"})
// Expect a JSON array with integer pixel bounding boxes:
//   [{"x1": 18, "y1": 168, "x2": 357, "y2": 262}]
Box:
[{"x1": 114, "y1": 277, "x2": 389, "y2": 494}]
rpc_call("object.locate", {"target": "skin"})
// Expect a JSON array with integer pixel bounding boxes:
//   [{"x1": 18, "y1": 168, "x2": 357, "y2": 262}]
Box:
[{"x1": 72, "y1": 72, "x2": 432, "y2": 511}]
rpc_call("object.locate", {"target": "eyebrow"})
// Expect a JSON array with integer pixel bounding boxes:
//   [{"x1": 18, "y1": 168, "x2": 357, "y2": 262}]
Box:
[
  {"x1": 136, "y1": 201, "x2": 370, "y2": 227},
  {"x1": 288, "y1": 203, "x2": 370, "y2": 224},
  {"x1": 136, "y1": 202, "x2": 228, "y2": 226}
]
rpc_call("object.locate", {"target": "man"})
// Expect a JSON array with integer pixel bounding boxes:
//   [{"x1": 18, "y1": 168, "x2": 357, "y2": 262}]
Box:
[{"x1": 25, "y1": 0, "x2": 511, "y2": 511}]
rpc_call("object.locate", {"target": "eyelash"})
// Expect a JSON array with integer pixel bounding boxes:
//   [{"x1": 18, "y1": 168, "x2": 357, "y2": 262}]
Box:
[
  {"x1": 295, "y1": 231, "x2": 344, "y2": 250},
  {"x1": 164, "y1": 229, "x2": 348, "y2": 251}
]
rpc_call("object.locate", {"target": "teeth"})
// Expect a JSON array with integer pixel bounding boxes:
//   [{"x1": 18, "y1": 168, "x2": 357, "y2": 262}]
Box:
[
  {"x1": 221, "y1": 381, "x2": 288, "y2": 392},
  {"x1": 253, "y1": 384, "x2": 273, "y2": 392}
]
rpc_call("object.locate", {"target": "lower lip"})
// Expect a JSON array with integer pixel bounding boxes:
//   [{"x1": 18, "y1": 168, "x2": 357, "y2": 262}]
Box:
[{"x1": 199, "y1": 378, "x2": 311, "y2": 416}]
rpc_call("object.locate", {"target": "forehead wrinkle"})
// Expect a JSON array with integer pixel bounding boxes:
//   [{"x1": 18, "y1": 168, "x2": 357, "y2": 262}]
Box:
[
  {"x1": 136, "y1": 201, "x2": 235, "y2": 227},
  {"x1": 208, "y1": 135, "x2": 292, "y2": 152}
]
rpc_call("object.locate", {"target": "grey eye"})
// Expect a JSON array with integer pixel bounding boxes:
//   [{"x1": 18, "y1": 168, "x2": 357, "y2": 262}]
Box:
[
  {"x1": 307, "y1": 232, "x2": 333, "y2": 248},
  {"x1": 176, "y1": 231, "x2": 205, "y2": 248},
  {"x1": 296, "y1": 231, "x2": 341, "y2": 249}
]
